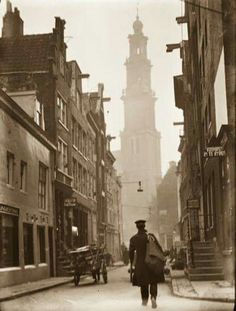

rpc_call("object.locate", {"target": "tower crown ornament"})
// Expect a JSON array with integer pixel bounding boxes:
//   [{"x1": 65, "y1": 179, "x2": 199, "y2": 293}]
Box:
[{"x1": 133, "y1": 15, "x2": 143, "y2": 34}]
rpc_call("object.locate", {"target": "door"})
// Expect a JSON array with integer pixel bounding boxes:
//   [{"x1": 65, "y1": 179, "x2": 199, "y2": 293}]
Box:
[{"x1": 48, "y1": 227, "x2": 54, "y2": 277}]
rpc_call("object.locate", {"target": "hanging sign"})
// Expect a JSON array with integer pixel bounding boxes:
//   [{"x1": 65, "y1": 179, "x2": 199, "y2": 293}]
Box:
[
  {"x1": 203, "y1": 146, "x2": 226, "y2": 158},
  {"x1": 64, "y1": 198, "x2": 77, "y2": 207}
]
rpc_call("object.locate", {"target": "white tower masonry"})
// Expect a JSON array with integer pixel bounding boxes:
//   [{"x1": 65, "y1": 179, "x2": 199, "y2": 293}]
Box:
[{"x1": 119, "y1": 16, "x2": 162, "y2": 243}]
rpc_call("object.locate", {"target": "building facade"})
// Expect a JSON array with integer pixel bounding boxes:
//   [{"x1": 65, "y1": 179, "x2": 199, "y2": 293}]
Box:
[
  {"x1": 168, "y1": 0, "x2": 235, "y2": 281},
  {"x1": 105, "y1": 138, "x2": 122, "y2": 261},
  {"x1": 0, "y1": 89, "x2": 56, "y2": 287},
  {"x1": 156, "y1": 162, "x2": 178, "y2": 250},
  {"x1": 115, "y1": 16, "x2": 162, "y2": 243},
  {"x1": 87, "y1": 84, "x2": 110, "y2": 247},
  {"x1": 0, "y1": 4, "x2": 123, "y2": 277}
]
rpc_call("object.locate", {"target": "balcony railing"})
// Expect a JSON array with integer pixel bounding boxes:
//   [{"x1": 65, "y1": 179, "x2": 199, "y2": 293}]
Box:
[{"x1": 56, "y1": 169, "x2": 73, "y2": 187}]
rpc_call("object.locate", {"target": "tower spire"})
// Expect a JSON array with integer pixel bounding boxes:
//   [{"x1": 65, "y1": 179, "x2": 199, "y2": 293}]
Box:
[{"x1": 136, "y1": 1, "x2": 139, "y2": 20}]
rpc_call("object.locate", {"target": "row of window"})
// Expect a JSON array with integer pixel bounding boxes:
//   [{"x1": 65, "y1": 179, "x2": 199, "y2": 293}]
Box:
[
  {"x1": 7, "y1": 152, "x2": 27, "y2": 191},
  {"x1": 0, "y1": 213, "x2": 46, "y2": 268},
  {"x1": 6, "y1": 151, "x2": 48, "y2": 210},
  {"x1": 72, "y1": 158, "x2": 96, "y2": 198},
  {"x1": 72, "y1": 118, "x2": 96, "y2": 162}
]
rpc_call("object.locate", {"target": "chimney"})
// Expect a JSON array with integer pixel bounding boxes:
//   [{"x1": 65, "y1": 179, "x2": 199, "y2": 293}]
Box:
[{"x1": 2, "y1": 1, "x2": 24, "y2": 38}]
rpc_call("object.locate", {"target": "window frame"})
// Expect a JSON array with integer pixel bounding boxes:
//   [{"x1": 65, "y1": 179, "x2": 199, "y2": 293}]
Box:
[
  {"x1": 7, "y1": 151, "x2": 14, "y2": 187},
  {"x1": 57, "y1": 95, "x2": 67, "y2": 127},
  {"x1": 0, "y1": 213, "x2": 19, "y2": 268},
  {"x1": 20, "y1": 160, "x2": 27, "y2": 192},
  {"x1": 38, "y1": 163, "x2": 48, "y2": 210},
  {"x1": 23, "y1": 222, "x2": 34, "y2": 265},
  {"x1": 37, "y1": 225, "x2": 46, "y2": 263}
]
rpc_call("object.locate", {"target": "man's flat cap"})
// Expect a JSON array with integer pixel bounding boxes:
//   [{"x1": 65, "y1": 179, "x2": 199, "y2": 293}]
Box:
[{"x1": 135, "y1": 219, "x2": 146, "y2": 224}]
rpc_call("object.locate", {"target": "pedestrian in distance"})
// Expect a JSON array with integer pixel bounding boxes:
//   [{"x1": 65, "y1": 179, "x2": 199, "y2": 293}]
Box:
[
  {"x1": 121, "y1": 243, "x2": 129, "y2": 265},
  {"x1": 129, "y1": 219, "x2": 165, "y2": 309}
]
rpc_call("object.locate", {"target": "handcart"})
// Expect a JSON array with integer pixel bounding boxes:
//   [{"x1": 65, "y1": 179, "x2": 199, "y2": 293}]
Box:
[{"x1": 69, "y1": 245, "x2": 108, "y2": 286}]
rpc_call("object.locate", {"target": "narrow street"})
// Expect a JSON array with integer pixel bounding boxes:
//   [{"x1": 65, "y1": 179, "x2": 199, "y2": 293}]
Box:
[{"x1": 0, "y1": 267, "x2": 233, "y2": 311}]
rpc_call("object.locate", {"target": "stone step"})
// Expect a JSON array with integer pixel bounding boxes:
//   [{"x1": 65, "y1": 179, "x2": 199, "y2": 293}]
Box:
[
  {"x1": 189, "y1": 273, "x2": 224, "y2": 281},
  {"x1": 192, "y1": 246, "x2": 215, "y2": 253},
  {"x1": 189, "y1": 266, "x2": 223, "y2": 274},
  {"x1": 194, "y1": 253, "x2": 215, "y2": 260},
  {"x1": 194, "y1": 259, "x2": 221, "y2": 267},
  {"x1": 192, "y1": 241, "x2": 214, "y2": 247}
]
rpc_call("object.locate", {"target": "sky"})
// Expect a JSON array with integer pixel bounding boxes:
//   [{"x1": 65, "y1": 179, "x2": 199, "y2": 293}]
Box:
[{"x1": 0, "y1": 0, "x2": 185, "y2": 176}]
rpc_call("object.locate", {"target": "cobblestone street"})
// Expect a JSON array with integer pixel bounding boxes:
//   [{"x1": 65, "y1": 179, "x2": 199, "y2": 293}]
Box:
[{"x1": 0, "y1": 267, "x2": 233, "y2": 311}]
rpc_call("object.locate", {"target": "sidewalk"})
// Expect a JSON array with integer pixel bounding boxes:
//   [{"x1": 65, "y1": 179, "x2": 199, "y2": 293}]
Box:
[
  {"x1": 170, "y1": 269, "x2": 235, "y2": 303},
  {"x1": 0, "y1": 262, "x2": 125, "y2": 303},
  {"x1": 0, "y1": 277, "x2": 72, "y2": 302}
]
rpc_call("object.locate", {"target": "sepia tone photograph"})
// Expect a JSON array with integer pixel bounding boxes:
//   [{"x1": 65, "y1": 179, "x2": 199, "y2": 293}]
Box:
[{"x1": 0, "y1": 0, "x2": 235, "y2": 310}]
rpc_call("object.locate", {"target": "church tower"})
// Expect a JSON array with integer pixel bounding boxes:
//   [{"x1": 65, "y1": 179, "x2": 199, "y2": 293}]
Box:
[{"x1": 120, "y1": 15, "x2": 162, "y2": 242}]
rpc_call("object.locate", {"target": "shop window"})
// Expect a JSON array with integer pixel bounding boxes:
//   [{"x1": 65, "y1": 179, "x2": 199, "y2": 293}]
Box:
[
  {"x1": 23, "y1": 223, "x2": 34, "y2": 265},
  {"x1": 0, "y1": 213, "x2": 19, "y2": 268},
  {"x1": 38, "y1": 226, "x2": 46, "y2": 263},
  {"x1": 20, "y1": 161, "x2": 27, "y2": 192},
  {"x1": 7, "y1": 151, "x2": 14, "y2": 187},
  {"x1": 39, "y1": 163, "x2": 48, "y2": 210}
]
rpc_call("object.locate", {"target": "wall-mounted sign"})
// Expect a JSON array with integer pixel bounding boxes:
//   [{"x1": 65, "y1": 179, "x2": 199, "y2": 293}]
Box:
[
  {"x1": 203, "y1": 146, "x2": 226, "y2": 158},
  {"x1": 0, "y1": 204, "x2": 19, "y2": 216},
  {"x1": 64, "y1": 198, "x2": 77, "y2": 207},
  {"x1": 187, "y1": 199, "x2": 200, "y2": 209}
]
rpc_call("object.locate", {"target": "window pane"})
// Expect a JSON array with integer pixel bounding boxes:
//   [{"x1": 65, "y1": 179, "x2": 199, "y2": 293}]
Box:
[
  {"x1": 39, "y1": 164, "x2": 47, "y2": 210},
  {"x1": 23, "y1": 223, "x2": 34, "y2": 265},
  {"x1": 0, "y1": 214, "x2": 19, "y2": 267},
  {"x1": 38, "y1": 226, "x2": 46, "y2": 263}
]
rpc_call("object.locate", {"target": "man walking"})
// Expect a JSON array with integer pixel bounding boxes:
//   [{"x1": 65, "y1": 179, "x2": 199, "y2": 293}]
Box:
[{"x1": 129, "y1": 220, "x2": 164, "y2": 308}]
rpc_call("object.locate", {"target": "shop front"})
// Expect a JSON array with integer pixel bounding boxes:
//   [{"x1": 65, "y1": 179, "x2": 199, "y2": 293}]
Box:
[{"x1": 0, "y1": 203, "x2": 54, "y2": 287}]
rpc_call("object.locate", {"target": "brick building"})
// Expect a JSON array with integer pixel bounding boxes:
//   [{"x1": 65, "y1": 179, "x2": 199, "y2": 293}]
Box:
[
  {"x1": 105, "y1": 137, "x2": 122, "y2": 261},
  {"x1": 0, "y1": 2, "x2": 123, "y2": 278},
  {"x1": 87, "y1": 84, "x2": 110, "y2": 247},
  {"x1": 156, "y1": 162, "x2": 178, "y2": 250},
  {"x1": 0, "y1": 89, "x2": 56, "y2": 287},
  {"x1": 168, "y1": 0, "x2": 235, "y2": 281}
]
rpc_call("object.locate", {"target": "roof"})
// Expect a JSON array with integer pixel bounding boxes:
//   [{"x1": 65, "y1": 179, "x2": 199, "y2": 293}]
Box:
[
  {"x1": 0, "y1": 88, "x2": 56, "y2": 151},
  {"x1": 0, "y1": 33, "x2": 53, "y2": 73}
]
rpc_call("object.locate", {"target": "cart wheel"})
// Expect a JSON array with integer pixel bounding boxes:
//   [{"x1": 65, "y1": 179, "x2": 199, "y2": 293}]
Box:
[
  {"x1": 102, "y1": 272, "x2": 108, "y2": 284},
  {"x1": 74, "y1": 273, "x2": 80, "y2": 286}
]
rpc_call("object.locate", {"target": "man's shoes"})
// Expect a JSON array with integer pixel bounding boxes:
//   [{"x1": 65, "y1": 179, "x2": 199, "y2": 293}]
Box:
[
  {"x1": 151, "y1": 297, "x2": 157, "y2": 309},
  {"x1": 142, "y1": 299, "x2": 148, "y2": 306}
]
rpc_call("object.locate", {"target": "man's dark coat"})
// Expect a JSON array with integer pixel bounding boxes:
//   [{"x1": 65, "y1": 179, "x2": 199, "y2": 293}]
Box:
[{"x1": 129, "y1": 229, "x2": 164, "y2": 286}]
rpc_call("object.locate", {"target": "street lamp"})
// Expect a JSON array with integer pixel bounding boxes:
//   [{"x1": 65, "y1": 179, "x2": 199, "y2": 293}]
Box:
[
  {"x1": 122, "y1": 180, "x2": 144, "y2": 192},
  {"x1": 137, "y1": 181, "x2": 143, "y2": 192}
]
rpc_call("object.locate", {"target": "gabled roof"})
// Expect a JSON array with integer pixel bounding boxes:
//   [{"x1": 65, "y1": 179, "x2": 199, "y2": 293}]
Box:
[{"x1": 0, "y1": 33, "x2": 53, "y2": 73}]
